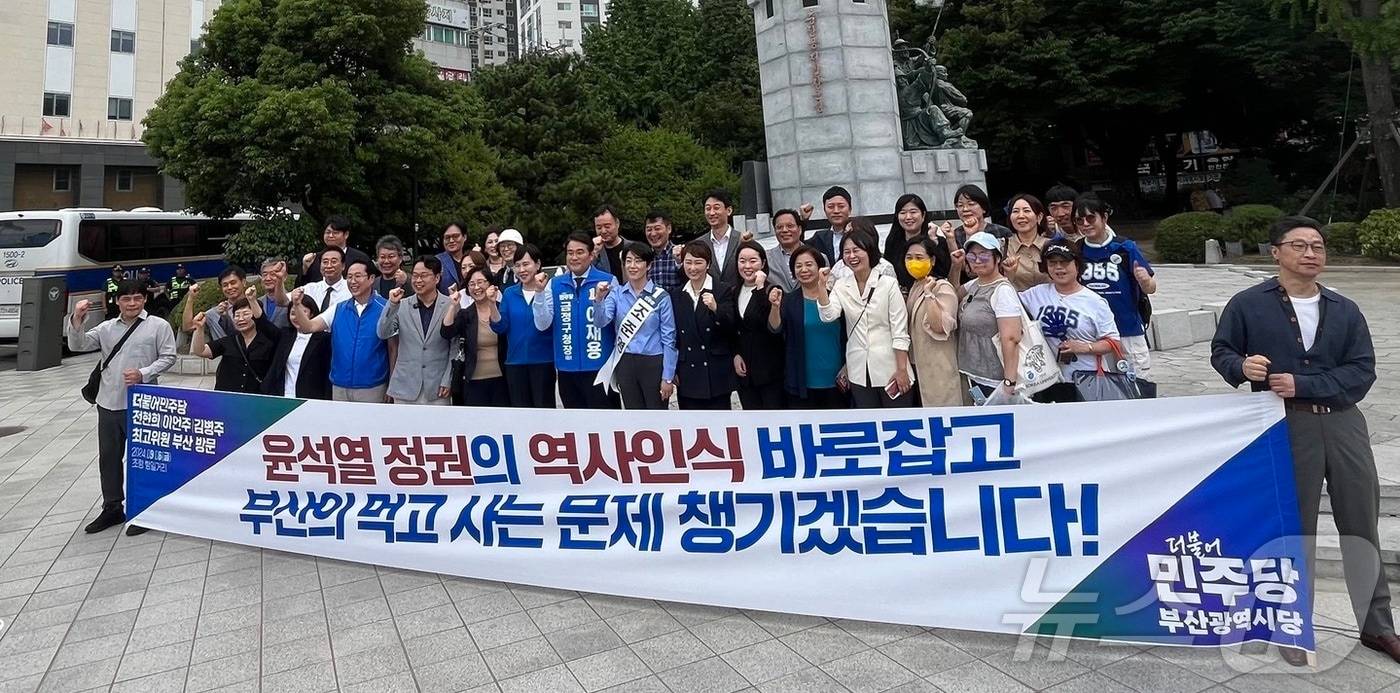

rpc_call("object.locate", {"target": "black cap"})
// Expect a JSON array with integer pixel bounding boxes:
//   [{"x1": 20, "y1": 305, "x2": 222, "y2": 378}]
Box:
[
  {"x1": 112, "y1": 264, "x2": 124, "y2": 271},
  {"x1": 1043, "y1": 242, "x2": 1078, "y2": 260},
  {"x1": 175, "y1": 263, "x2": 186, "y2": 270},
  {"x1": 138, "y1": 267, "x2": 150, "y2": 273}
]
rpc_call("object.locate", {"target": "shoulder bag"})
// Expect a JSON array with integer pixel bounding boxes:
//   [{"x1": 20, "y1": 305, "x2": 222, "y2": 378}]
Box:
[
  {"x1": 989, "y1": 285, "x2": 1060, "y2": 396},
  {"x1": 82, "y1": 317, "x2": 144, "y2": 404},
  {"x1": 1072, "y1": 339, "x2": 1142, "y2": 401}
]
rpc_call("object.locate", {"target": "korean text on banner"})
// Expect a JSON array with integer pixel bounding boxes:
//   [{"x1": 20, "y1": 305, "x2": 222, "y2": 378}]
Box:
[{"x1": 125, "y1": 386, "x2": 1311, "y2": 651}]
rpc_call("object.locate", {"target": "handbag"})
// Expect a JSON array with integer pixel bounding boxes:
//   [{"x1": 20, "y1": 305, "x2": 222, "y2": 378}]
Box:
[
  {"x1": 1072, "y1": 339, "x2": 1142, "y2": 401},
  {"x1": 991, "y1": 298, "x2": 1061, "y2": 397},
  {"x1": 82, "y1": 317, "x2": 144, "y2": 404}
]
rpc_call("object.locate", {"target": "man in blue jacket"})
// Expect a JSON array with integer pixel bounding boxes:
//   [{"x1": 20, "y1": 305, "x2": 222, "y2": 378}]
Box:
[
  {"x1": 533, "y1": 231, "x2": 618, "y2": 408},
  {"x1": 1212, "y1": 215, "x2": 1398, "y2": 666},
  {"x1": 290, "y1": 259, "x2": 391, "y2": 402}
]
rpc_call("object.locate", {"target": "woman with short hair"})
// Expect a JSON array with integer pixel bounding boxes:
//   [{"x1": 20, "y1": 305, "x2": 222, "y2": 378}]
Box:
[
  {"x1": 442, "y1": 267, "x2": 508, "y2": 406},
  {"x1": 950, "y1": 232, "x2": 1023, "y2": 402},
  {"x1": 903, "y1": 235, "x2": 962, "y2": 406},
  {"x1": 817, "y1": 232, "x2": 913, "y2": 408},
  {"x1": 731, "y1": 240, "x2": 786, "y2": 409},
  {"x1": 768, "y1": 245, "x2": 846, "y2": 409},
  {"x1": 672, "y1": 241, "x2": 737, "y2": 409}
]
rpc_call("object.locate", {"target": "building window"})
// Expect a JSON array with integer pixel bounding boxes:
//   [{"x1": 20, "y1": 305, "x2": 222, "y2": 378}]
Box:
[
  {"x1": 581, "y1": 4, "x2": 598, "y2": 17},
  {"x1": 116, "y1": 170, "x2": 135, "y2": 192},
  {"x1": 43, "y1": 92, "x2": 71, "y2": 117},
  {"x1": 108, "y1": 97, "x2": 134, "y2": 121},
  {"x1": 558, "y1": 2, "x2": 571, "y2": 8},
  {"x1": 561, "y1": 38, "x2": 574, "y2": 46},
  {"x1": 46, "y1": 22, "x2": 74, "y2": 47},
  {"x1": 110, "y1": 30, "x2": 135, "y2": 53},
  {"x1": 53, "y1": 169, "x2": 72, "y2": 193},
  {"x1": 802, "y1": 0, "x2": 818, "y2": 6},
  {"x1": 190, "y1": 39, "x2": 202, "y2": 54},
  {"x1": 558, "y1": 20, "x2": 572, "y2": 28}
]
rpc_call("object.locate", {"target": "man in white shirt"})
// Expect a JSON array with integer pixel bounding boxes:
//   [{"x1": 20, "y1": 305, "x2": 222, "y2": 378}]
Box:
[
  {"x1": 302, "y1": 246, "x2": 350, "y2": 314},
  {"x1": 702, "y1": 189, "x2": 742, "y2": 287},
  {"x1": 67, "y1": 281, "x2": 177, "y2": 535}
]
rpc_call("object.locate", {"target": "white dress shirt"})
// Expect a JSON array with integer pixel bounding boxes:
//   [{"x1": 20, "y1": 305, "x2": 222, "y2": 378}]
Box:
[{"x1": 66, "y1": 310, "x2": 178, "y2": 410}]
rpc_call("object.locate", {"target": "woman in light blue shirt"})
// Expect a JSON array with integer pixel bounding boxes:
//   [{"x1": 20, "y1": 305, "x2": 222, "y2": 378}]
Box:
[{"x1": 593, "y1": 242, "x2": 678, "y2": 410}]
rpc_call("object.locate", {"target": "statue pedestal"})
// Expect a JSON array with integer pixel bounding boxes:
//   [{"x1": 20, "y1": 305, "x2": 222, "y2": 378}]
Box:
[{"x1": 750, "y1": 0, "x2": 988, "y2": 220}]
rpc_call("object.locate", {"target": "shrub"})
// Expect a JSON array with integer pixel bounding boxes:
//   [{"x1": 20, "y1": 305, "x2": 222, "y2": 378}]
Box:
[
  {"x1": 1324, "y1": 221, "x2": 1361, "y2": 255},
  {"x1": 166, "y1": 279, "x2": 224, "y2": 333},
  {"x1": 1222, "y1": 205, "x2": 1285, "y2": 247},
  {"x1": 223, "y1": 213, "x2": 320, "y2": 268},
  {"x1": 1154, "y1": 212, "x2": 1224, "y2": 263},
  {"x1": 1219, "y1": 158, "x2": 1288, "y2": 207},
  {"x1": 1359, "y1": 208, "x2": 1400, "y2": 261}
]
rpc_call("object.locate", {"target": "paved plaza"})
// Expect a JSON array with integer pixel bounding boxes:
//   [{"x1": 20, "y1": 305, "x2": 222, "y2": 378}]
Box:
[{"x1": 1, "y1": 264, "x2": 1400, "y2": 693}]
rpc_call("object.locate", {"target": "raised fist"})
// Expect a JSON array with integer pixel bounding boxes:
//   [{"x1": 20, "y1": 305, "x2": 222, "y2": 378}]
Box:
[
  {"x1": 289, "y1": 287, "x2": 304, "y2": 305},
  {"x1": 819, "y1": 267, "x2": 831, "y2": 284},
  {"x1": 700, "y1": 290, "x2": 717, "y2": 312},
  {"x1": 951, "y1": 249, "x2": 966, "y2": 263},
  {"x1": 302, "y1": 252, "x2": 315, "y2": 270},
  {"x1": 799, "y1": 203, "x2": 814, "y2": 221},
  {"x1": 595, "y1": 282, "x2": 611, "y2": 302},
  {"x1": 939, "y1": 222, "x2": 955, "y2": 241},
  {"x1": 395, "y1": 268, "x2": 407, "y2": 285},
  {"x1": 592, "y1": 236, "x2": 603, "y2": 253},
  {"x1": 244, "y1": 286, "x2": 259, "y2": 300},
  {"x1": 189, "y1": 283, "x2": 201, "y2": 296},
  {"x1": 193, "y1": 311, "x2": 207, "y2": 328},
  {"x1": 216, "y1": 301, "x2": 229, "y2": 317},
  {"x1": 485, "y1": 285, "x2": 500, "y2": 303},
  {"x1": 388, "y1": 287, "x2": 405, "y2": 304},
  {"x1": 448, "y1": 287, "x2": 462, "y2": 305},
  {"x1": 533, "y1": 272, "x2": 549, "y2": 287},
  {"x1": 768, "y1": 286, "x2": 783, "y2": 307},
  {"x1": 755, "y1": 270, "x2": 767, "y2": 288},
  {"x1": 74, "y1": 300, "x2": 91, "y2": 320},
  {"x1": 740, "y1": 229, "x2": 754, "y2": 243}
]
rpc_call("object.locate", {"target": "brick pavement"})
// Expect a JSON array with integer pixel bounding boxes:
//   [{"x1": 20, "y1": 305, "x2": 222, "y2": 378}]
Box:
[{"x1": 1, "y1": 265, "x2": 1399, "y2": 692}]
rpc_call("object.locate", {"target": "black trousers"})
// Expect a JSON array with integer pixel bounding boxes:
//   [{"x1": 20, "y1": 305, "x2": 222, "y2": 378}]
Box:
[
  {"x1": 463, "y1": 376, "x2": 510, "y2": 407},
  {"x1": 506, "y1": 363, "x2": 557, "y2": 408},
  {"x1": 792, "y1": 387, "x2": 848, "y2": 410},
  {"x1": 849, "y1": 382, "x2": 915, "y2": 409},
  {"x1": 558, "y1": 369, "x2": 618, "y2": 409},
  {"x1": 679, "y1": 393, "x2": 731, "y2": 410},
  {"x1": 97, "y1": 406, "x2": 127, "y2": 512},
  {"x1": 615, "y1": 353, "x2": 666, "y2": 410},
  {"x1": 1033, "y1": 382, "x2": 1084, "y2": 403},
  {"x1": 737, "y1": 382, "x2": 786, "y2": 410}
]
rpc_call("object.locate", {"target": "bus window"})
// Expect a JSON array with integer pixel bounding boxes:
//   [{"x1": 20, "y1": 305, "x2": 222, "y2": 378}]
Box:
[{"x1": 0, "y1": 219, "x2": 60, "y2": 248}]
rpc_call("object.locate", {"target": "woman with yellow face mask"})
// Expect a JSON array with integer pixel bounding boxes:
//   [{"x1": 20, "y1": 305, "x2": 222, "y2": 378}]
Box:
[{"x1": 904, "y1": 235, "x2": 963, "y2": 406}]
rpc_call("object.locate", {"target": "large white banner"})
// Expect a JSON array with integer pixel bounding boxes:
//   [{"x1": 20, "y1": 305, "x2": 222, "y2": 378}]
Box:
[{"x1": 126, "y1": 387, "x2": 1312, "y2": 650}]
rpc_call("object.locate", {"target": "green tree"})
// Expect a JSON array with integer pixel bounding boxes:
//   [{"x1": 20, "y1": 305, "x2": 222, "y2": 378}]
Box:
[
  {"x1": 1276, "y1": 0, "x2": 1400, "y2": 207},
  {"x1": 473, "y1": 53, "x2": 616, "y2": 254},
  {"x1": 588, "y1": 127, "x2": 742, "y2": 238},
  {"x1": 144, "y1": 0, "x2": 511, "y2": 249}
]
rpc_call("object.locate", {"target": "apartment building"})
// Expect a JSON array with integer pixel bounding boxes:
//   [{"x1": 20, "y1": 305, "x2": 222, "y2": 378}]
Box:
[
  {"x1": 0, "y1": 0, "x2": 518, "y2": 212},
  {"x1": 518, "y1": 0, "x2": 606, "y2": 54}
]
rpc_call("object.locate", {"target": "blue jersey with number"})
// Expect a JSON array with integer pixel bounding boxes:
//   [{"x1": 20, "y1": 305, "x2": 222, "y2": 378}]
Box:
[{"x1": 1079, "y1": 237, "x2": 1152, "y2": 337}]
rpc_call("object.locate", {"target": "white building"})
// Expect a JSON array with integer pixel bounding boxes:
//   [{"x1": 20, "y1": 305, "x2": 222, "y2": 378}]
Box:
[
  {"x1": 519, "y1": 0, "x2": 606, "y2": 54},
  {"x1": 0, "y1": 0, "x2": 518, "y2": 212}
]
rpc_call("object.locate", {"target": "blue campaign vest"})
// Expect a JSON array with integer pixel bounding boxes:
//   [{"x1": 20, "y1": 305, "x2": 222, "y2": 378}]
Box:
[
  {"x1": 329, "y1": 294, "x2": 390, "y2": 389},
  {"x1": 549, "y1": 268, "x2": 615, "y2": 372}
]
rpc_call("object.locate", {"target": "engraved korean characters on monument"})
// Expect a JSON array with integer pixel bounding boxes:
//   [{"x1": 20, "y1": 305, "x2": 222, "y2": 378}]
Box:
[{"x1": 748, "y1": 0, "x2": 987, "y2": 218}]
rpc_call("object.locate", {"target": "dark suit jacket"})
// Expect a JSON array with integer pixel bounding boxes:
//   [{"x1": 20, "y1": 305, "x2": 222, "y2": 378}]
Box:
[
  {"x1": 263, "y1": 329, "x2": 332, "y2": 400},
  {"x1": 807, "y1": 228, "x2": 840, "y2": 266},
  {"x1": 672, "y1": 283, "x2": 737, "y2": 400},
  {"x1": 702, "y1": 229, "x2": 743, "y2": 287},
  {"x1": 776, "y1": 289, "x2": 846, "y2": 398},
  {"x1": 733, "y1": 284, "x2": 785, "y2": 389}
]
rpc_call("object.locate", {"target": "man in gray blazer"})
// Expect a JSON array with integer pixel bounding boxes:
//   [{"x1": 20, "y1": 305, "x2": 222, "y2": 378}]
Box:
[
  {"x1": 701, "y1": 188, "x2": 743, "y2": 287},
  {"x1": 377, "y1": 255, "x2": 455, "y2": 405}
]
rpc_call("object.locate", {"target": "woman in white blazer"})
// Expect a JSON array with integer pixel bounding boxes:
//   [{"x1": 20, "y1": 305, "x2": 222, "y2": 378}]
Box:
[{"x1": 816, "y1": 228, "x2": 914, "y2": 408}]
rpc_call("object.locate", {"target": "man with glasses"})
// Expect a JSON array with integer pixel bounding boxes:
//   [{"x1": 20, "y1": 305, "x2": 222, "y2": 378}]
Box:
[
  {"x1": 298, "y1": 215, "x2": 370, "y2": 286},
  {"x1": 378, "y1": 255, "x2": 453, "y2": 405},
  {"x1": 290, "y1": 259, "x2": 392, "y2": 403},
  {"x1": 436, "y1": 222, "x2": 469, "y2": 294},
  {"x1": 1212, "y1": 216, "x2": 1399, "y2": 666}
]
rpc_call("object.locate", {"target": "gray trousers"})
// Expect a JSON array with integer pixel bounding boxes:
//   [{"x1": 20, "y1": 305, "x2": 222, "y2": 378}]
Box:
[
  {"x1": 615, "y1": 353, "x2": 666, "y2": 410},
  {"x1": 97, "y1": 406, "x2": 127, "y2": 511},
  {"x1": 1289, "y1": 406, "x2": 1396, "y2": 636}
]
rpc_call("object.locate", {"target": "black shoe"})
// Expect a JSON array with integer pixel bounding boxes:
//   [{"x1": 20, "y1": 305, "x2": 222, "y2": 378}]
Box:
[
  {"x1": 1361, "y1": 632, "x2": 1400, "y2": 663},
  {"x1": 124, "y1": 524, "x2": 149, "y2": 537},
  {"x1": 84, "y1": 508, "x2": 125, "y2": 534},
  {"x1": 1279, "y1": 646, "x2": 1310, "y2": 667}
]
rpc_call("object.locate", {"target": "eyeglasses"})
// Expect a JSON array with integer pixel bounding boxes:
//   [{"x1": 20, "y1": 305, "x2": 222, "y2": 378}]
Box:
[
  {"x1": 966, "y1": 251, "x2": 995, "y2": 264},
  {"x1": 345, "y1": 272, "x2": 369, "y2": 280},
  {"x1": 443, "y1": 234, "x2": 464, "y2": 241},
  {"x1": 411, "y1": 272, "x2": 436, "y2": 280},
  {"x1": 1275, "y1": 240, "x2": 1326, "y2": 254},
  {"x1": 954, "y1": 202, "x2": 980, "y2": 210}
]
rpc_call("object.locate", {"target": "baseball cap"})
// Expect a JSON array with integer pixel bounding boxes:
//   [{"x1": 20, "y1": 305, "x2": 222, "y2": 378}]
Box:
[
  {"x1": 1043, "y1": 242, "x2": 1078, "y2": 260},
  {"x1": 138, "y1": 267, "x2": 150, "y2": 273},
  {"x1": 962, "y1": 231, "x2": 1002, "y2": 253},
  {"x1": 497, "y1": 228, "x2": 524, "y2": 246},
  {"x1": 112, "y1": 264, "x2": 124, "y2": 272},
  {"x1": 175, "y1": 263, "x2": 186, "y2": 270}
]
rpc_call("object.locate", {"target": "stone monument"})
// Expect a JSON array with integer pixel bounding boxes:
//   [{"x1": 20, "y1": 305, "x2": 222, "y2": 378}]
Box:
[{"x1": 748, "y1": 0, "x2": 988, "y2": 220}]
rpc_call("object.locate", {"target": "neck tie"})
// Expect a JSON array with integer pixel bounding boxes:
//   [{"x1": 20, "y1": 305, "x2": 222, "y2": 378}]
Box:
[
  {"x1": 574, "y1": 276, "x2": 586, "y2": 290},
  {"x1": 320, "y1": 287, "x2": 332, "y2": 313}
]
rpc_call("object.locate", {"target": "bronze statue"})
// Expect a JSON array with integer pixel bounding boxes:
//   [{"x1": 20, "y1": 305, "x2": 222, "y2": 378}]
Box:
[{"x1": 892, "y1": 39, "x2": 977, "y2": 150}]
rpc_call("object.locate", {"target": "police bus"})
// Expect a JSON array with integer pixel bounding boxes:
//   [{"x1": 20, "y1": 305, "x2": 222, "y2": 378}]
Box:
[{"x1": 0, "y1": 208, "x2": 251, "y2": 340}]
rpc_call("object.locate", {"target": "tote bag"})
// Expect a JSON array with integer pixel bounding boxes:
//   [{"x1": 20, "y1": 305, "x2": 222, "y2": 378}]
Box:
[{"x1": 991, "y1": 305, "x2": 1060, "y2": 397}]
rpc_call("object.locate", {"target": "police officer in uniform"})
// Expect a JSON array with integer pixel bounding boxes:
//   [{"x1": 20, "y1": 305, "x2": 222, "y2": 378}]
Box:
[
  {"x1": 166, "y1": 264, "x2": 192, "y2": 308},
  {"x1": 104, "y1": 265, "x2": 125, "y2": 319},
  {"x1": 137, "y1": 267, "x2": 167, "y2": 316}
]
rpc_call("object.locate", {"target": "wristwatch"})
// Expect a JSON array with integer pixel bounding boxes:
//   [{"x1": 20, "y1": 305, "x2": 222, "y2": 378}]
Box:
[{"x1": 1002, "y1": 378, "x2": 1017, "y2": 388}]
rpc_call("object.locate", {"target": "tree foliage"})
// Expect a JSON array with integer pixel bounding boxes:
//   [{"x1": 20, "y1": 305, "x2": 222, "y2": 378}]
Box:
[
  {"x1": 145, "y1": 0, "x2": 512, "y2": 243},
  {"x1": 589, "y1": 127, "x2": 741, "y2": 239}
]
